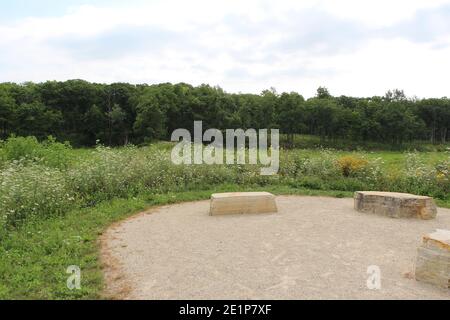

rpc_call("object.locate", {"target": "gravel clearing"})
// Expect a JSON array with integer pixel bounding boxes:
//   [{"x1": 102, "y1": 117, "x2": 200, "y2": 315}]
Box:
[{"x1": 101, "y1": 196, "x2": 450, "y2": 300}]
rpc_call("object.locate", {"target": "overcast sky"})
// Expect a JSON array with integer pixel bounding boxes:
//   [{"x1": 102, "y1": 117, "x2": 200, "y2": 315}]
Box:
[{"x1": 1, "y1": 0, "x2": 450, "y2": 97}]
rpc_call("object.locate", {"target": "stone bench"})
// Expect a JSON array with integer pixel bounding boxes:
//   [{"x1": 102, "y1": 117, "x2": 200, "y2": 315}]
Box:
[
  {"x1": 210, "y1": 192, "x2": 278, "y2": 216},
  {"x1": 354, "y1": 191, "x2": 437, "y2": 219},
  {"x1": 415, "y1": 229, "x2": 450, "y2": 289}
]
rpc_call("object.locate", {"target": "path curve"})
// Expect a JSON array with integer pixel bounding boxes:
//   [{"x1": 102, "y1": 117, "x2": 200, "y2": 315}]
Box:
[{"x1": 101, "y1": 196, "x2": 450, "y2": 300}]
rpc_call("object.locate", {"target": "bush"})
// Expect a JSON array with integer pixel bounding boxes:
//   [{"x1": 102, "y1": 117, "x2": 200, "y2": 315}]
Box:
[
  {"x1": 336, "y1": 155, "x2": 368, "y2": 177},
  {"x1": 290, "y1": 176, "x2": 325, "y2": 190},
  {"x1": 0, "y1": 138, "x2": 449, "y2": 230},
  {"x1": 1, "y1": 136, "x2": 43, "y2": 162},
  {"x1": 434, "y1": 159, "x2": 450, "y2": 198},
  {"x1": 67, "y1": 145, "x2": 144, "y2": 204},
  {"x1": 326, "y1": 178, "x2": 366, "y2": 191},
  {"x1": 40, "y1": 136, "x2": 73, "y2": 169},
  {"x1": 0, "y1": 161, "x2": 76, "y2": 228},
  {"x1": 0, "y1": 136, "x2": 73, "y2": 169},
  {"x1": 297, "y1": 150, "x2": 341, "y2": 178}
]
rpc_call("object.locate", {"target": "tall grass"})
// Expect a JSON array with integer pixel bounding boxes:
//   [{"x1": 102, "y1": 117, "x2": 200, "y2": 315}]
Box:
[
  {"x1": 280, "y1": 134, "x2": 450, "y2": 152},
  {"x1": 0, "y1": 137, "x2": 449, "y2": 230}
]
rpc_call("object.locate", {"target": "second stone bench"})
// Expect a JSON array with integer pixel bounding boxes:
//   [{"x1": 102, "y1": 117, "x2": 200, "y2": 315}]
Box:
[{"x1": 354, "y1": 191, "x2": 437, "y2": 220}]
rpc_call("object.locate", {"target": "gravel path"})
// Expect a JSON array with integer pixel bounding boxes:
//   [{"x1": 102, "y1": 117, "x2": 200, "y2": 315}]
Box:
[{"x1": 101, "y1": 196, "x2": 450, "y2": 300}]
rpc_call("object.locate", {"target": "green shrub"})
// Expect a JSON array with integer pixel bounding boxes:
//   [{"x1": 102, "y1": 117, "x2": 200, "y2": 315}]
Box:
[
  {"x1": 290, "y1": 176, "x2": 325, "y2": 190},
  {"x1": 67, "y1": 145, "x2": 144, "y2": 204},
  {"x1": 1, "y1": 138, "x2": 449, "y2": 230},
  {"x1": 0, "y1": 161, "x2": 76, "y2": 228},
  {"x1": 1, "y1": 136, "x2": 43, "y2": 162},
  {"x1": 326, "y1": 178, "x2": 366, "y2": 192},
  {"x1": 41, "y1": 136, "x2": 73, "y2": 169},
  {"x1": 1, "y1": 136, "x2": 73, "y2": 169},
  {"x1": 336, "y1": 155, "x2": 368, "y2": 177},
  {"x1": 295, "y1": 150, "x2": 341, "y2": 178}
]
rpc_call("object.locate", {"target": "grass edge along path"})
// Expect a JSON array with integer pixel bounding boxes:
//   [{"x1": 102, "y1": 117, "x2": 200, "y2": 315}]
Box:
[{"x1": 0, "y1": 184, "x2": 448, "y2": 300}]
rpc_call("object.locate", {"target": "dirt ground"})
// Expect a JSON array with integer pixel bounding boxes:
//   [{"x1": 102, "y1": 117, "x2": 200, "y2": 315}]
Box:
[{"x1": 100, "y1": 196, "x2": 450, "y2": 300}]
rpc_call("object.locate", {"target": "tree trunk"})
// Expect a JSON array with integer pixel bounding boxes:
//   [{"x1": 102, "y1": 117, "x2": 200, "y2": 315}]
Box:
[{"x1": 124, "y1": 131, "x2": 129, "y2": 145}]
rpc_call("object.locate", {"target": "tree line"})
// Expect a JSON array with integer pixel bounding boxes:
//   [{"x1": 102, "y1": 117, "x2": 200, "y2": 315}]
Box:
[{"x1": 0, "y1": 80, "x2": 448, "y2": 147}]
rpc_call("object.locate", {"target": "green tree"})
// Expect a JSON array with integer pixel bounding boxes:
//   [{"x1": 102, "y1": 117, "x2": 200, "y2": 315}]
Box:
[
  {"x1": 0, "y1": 90, "x2": 16, "y2": 138},
  {"x1": 84, "y1": 104, "x2": 107, "y2": 145},
  {"x1": 133, "y1": 96, "x2": 167, "y2": 142},
  {"x1": 316, "y1": 86, "x2": 332, "y2": 99},
  {"x1": 14, "y1": 102, "x2": 63, "y2": 139},
  {"x1": 276, "y1": 92, "x2": 306, "y2": 146}
]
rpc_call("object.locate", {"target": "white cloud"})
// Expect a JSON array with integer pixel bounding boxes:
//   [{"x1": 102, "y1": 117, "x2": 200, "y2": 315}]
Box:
[
  {"x1": 1, "y1": 0, "x2": 450, "y2": 97},
  {"x1": 318, "y1": 0, "x2": 449, "y2": 27},
  {"x1": 303, "y1": 37, "x2": 450, "y2": 98}
]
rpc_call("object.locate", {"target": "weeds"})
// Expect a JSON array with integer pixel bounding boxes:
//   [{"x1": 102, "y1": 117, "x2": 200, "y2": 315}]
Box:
[{"x1": 0, "y1": 137, "x2": 449, "y2": 230}]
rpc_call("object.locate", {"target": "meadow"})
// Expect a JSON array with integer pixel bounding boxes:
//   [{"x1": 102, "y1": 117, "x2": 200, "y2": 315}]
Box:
[{"x1": 0, "y1": 136, "x2": 449, "y2": 299}]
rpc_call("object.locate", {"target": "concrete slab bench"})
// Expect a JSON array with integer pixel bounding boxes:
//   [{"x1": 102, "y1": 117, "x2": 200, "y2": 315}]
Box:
[
  {"x1": 210, "y1": 192, "x2": 278, "y2": 216},
  {"x1": 354, "y1": 191, "x2": 437, "y2": 219},
  {"x1": 415, "y1": 229, "x2": 450, "y2": 289}
]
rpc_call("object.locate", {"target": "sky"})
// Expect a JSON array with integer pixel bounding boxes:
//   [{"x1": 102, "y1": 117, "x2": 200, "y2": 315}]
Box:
[{"x1": 1, "y1": 0, "x2": 450, "y2": 97}]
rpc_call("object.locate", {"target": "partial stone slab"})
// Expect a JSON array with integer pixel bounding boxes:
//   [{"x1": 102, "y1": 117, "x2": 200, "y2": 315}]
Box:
[
  {"x1": 210, "y1": 192, "x2": 278, "y2": 216},
  {"x1": 354, "y1": 191, "x2": 437, "y2": 220},
  {"x1": 415, "y1": 229, "x2": 450, "y2": 289}
]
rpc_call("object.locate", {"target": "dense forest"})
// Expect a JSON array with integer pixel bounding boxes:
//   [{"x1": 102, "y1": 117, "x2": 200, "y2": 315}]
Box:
[{"x1": 0, "y1": 80, "x2": 449, "y2": 147}]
